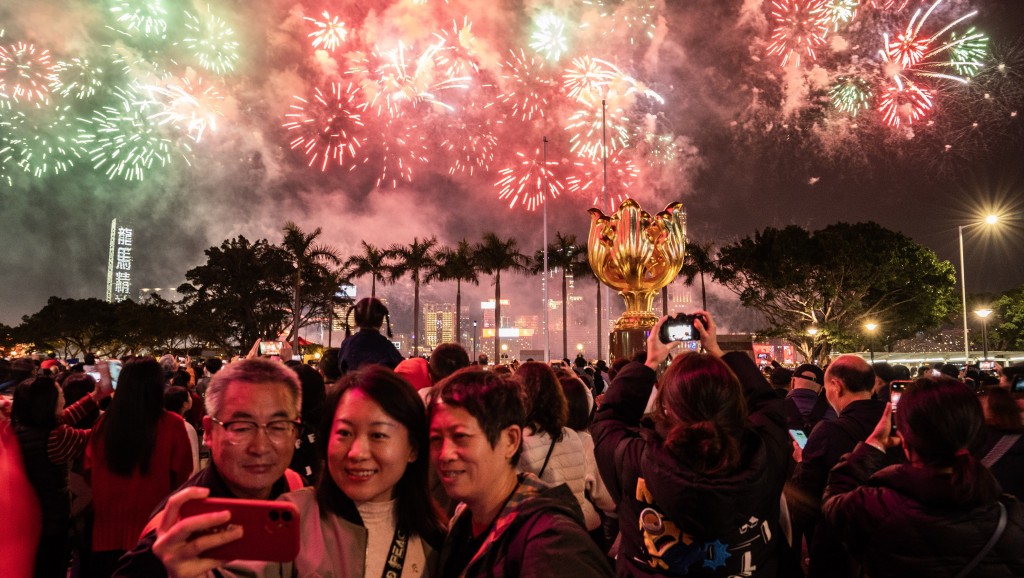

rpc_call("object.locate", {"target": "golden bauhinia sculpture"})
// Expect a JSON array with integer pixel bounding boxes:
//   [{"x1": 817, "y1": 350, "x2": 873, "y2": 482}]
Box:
[{"x1": 588, "y1": 199, "x2": 687, "y2": 359}]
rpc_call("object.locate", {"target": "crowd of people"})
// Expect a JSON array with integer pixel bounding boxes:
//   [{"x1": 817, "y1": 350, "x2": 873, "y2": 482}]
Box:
[{"x1": 2, "y1": 297, "x2": 1023, "y2": 577}]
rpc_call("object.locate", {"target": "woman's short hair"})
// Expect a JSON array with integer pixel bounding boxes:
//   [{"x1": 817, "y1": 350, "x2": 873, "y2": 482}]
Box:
[
  {"x1": 429, "y1": 368, "x2": 526, "y2": 466},
  {"x1": 163, "y1": 386, "x2": 191, "y2": 415},
  {"x1": 897, "y1": 375, "x2": 1000, "y2": 502},
  {"x1": 318, "y1": 366, "x2": 443, "y2": 544},
  {"x1": 12, "y1": 376, "x2": 60, "y2": 430},
  {"x1": 560, "y1": 375, "x2": 592, "y2": 433},
  {"x1": 515, "y1": 361, "x2": 567, "y2": 441},
  {"x1": 428, "y1": 343, "x2": 470, "y2": 382},
  {"x1": 205, "y1": 358, "x2": 302, "y2": 418},
  {"x1": 984, "y1": 386, "x2": 1024, "y2": 433},
  {"x1": 656, "y1": 352, "x2": 748, "y2": 476}
]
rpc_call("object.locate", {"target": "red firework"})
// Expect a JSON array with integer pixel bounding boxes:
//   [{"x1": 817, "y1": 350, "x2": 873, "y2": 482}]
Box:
[
  {"x1": 494, "y1": 148, "x2": 564, "y2": 211},
  {"x1": 567, "y1": 150, "x2": 639, "y2": 213},
  {"x1": 765, "y1": 0, "x2": 831, "y2": 67},
  {"x1": 498, "y1": 49, "x2": 556, "y2": 122},
  {"x1": 0, "y1": 42, "x2": 56, "y2": 104},
  {"x1": 283, "y1": 82, "x2": 365, "y2": 172},
  {"x1": 432, "y1": 17, "x2": 480, "y2": 80},
  {"x1": 878, "y1": 81, "x2": 933, "y2": 126},
  {"x1": 441, "y1": 108, "x2": 500, "y2": 177},
  {"x1": 377, "y1": 121, "x2": 428, "y2": 189}
]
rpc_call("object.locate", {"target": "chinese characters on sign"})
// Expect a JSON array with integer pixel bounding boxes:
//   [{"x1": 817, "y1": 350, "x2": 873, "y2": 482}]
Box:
[{"x1": 106, "y1": 219, "x2": 134, "y2": 302}]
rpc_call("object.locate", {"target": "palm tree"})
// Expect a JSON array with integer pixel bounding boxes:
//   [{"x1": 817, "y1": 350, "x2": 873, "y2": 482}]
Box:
[
  {"x1": 473, "y1": 233, "x2": 527, "y2": 363},
  {"x1": 679, "y1": 240, "x2": 716, "y2": 311},
  {"x1": 531, "y1": 232, "x2": 586, "y2": 360},
  {"x1": 282, "y1": 222, "x2": 342, "y2": 355},
  {"x1": 344, "y1": 241, "x2": 390, "y2": 299},
  {"x1": 387, "y1": 237, "x2": 439, "y2": 357},
  {"x1": 429, "y1": 239, "x2": 479, "y2": 345}
]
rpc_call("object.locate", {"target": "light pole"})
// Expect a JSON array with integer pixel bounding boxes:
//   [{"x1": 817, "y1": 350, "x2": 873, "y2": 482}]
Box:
[
  {"x1": 958, "y1": 215, "x2": 998, "y2": 363},
  {"x1": 865, "y1": 322, "x2": 878, "y2": 365},
  {"x1": 976, "y1": 309, "x2": 993, "y2": 361},
  {"x1": 807, "y1": 326, "x2": 819, "y2": 365},
  {"x1": 472, "y1": 320, "x2": 478, "y2": 361}
]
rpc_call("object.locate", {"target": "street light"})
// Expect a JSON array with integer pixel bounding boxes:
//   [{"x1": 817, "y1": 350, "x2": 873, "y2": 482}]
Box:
[
  {"x1": 958, "y1": 215, "x2": 998, "y2": 363},
  {"x1": 472, "y1": 320, "x2": 478, "y2": 361},
  {"x1": 865, "y1": 322, "x2": 879, "y2": 364},
  {"x1": 976, "y1": 309, "x2": 993, "y2": 361}
]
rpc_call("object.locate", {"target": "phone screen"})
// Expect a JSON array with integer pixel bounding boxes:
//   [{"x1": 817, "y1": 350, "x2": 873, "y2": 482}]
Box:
[
  {"x1": 789, "y1": 429, "x2": 808, "y2": 450},
  {"x1": 1013, "y1": 375, "x2": 1024, "y2": 393},
  {"x1": 667, "y1": 323, "x2": 693, "y2": 341},
  {"x1": 108, "y1": 360, "x2": 121, "y2": 389},
  {"x1": 259, "y1": 341, "x2": 283, "y2": 356}
]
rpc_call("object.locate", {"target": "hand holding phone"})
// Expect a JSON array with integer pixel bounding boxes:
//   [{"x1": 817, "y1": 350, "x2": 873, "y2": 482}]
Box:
[
  {"x1": 179, "y1": 497, "x2": 299, "y2": 562},
  {"x1": 788, "y1": 429, "x2": 808, "y2": 450}
]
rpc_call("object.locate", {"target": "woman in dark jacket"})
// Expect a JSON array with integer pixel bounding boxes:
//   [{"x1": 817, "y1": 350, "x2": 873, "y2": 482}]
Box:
[
  {"x1": 976, "y1": 385, "x2": 1024, "y2": 498},
  {"x1": 822, "y1": 375, "x2": 1024, "y2": 577},
  {"x1": 593, "y1": 312, "x2": 790, "y2": 577}
]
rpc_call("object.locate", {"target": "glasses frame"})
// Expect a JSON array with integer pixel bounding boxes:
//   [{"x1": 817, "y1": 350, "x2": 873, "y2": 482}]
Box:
[{"x1": 210, "y1": 417, "x2": 303, "y2": 445}]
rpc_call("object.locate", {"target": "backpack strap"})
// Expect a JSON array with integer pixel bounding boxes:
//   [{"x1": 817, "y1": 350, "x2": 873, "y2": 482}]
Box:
[
  {"x1": 954, "y1": 501, "x2": 1007, "y2": 578},
  {"x1": 538, "y1": 438, "x2": 557, "y2": 479},
  {"x1": 981, "y1": 434, "x2": 1022, "y2": 469}
]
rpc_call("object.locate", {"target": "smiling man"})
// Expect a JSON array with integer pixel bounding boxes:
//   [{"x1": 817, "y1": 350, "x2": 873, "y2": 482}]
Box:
[{"x1": 112, "y1": 358, "x2": 305, "y2": 577}]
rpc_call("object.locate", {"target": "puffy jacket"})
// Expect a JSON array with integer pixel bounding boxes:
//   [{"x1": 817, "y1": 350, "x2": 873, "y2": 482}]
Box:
[
  {"x1": 593, "y1": 354, "x2": 790, "y2": 577},
  {"x1": 338, "y1": 328, "x2": 403, "y2": 374},
  {"x1": 438, "y1": 473, "x2": 614, "y2": 578},
  {"x1": 518, "y1": 427, "x2": 601, "y2": 530},
  {"x1": 823, "y1": 442, "x2": 1024, "y2": 578}
]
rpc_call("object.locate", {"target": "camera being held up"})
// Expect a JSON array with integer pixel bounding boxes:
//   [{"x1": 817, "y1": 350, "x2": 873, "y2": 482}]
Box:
[{"x1": 658, "y1": 312, "x2": 710, "y2": 344}]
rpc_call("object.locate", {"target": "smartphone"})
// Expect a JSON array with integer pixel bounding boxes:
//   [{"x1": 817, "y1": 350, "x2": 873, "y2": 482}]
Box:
[
  {"x1": 179, "y1": 498, "x2": 300, "y2": 562},
  {"x1": 979, "y1": 361, "x2": 996, "y2": 371},
  {"x1": 1012, "y1": 374, "x2": 1024, "y2": 394},
  {"x1": 788, "y1": 429, "x2": 808, "y2": 450},
  {"x1": 258, "y1": 341, "x2": 283, "y2": 356},
  {"x1": 890, "y1": 380, "x2": 911, "y2": 434},
  {"x1": 108, "y1": 360, "x2": 122, "y2": 390}
]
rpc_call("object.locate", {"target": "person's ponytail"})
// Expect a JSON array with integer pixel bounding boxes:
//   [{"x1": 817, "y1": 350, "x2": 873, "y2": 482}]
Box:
[
  {"x1": 951, "y1": 448, "x2": 1000, "y2": 504},
  {"x1": 666, "y1": 419, "x2": 742, "y2": 475}
]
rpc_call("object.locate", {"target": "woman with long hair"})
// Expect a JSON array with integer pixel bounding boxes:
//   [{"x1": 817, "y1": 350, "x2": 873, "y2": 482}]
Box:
[
  {"x1": 429, "y1": 369, "x2": 613, "y2": 577},
  {"x1": 593, "y1": 312, "x2": 790, "y2": 577},
  {"x1": 87, "y1": 357, "x2": 193, "y2": 575},
  {"x1": 514, "y1": 362, "x2": 601, "y2": 535},
  {"x1": 823, "y1": 376, "x2": 1024, "y2": 576},
  {"x1": 977, "y1": 385, "x2": 1024, "y2": 498},
  {"x1": 12, "y1": 371, "x2": 112, "y2": 578}
]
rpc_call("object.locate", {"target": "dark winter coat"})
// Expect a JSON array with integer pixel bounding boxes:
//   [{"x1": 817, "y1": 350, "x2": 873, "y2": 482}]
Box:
[
  {"x1": 593, "y1": 354, "x2": 790, "y2": 577},
  {"x1": 823, "y1": 441, "x2": 1024, "y2": 578},
  {"x1": 337, "y1": 328, "x2": 403, "y2": 375},
  {"x1": 975, "y1": 426, "x2": 1024, "y2": 499},
  {"x1": 438, "y1": 473, "x2": 613, "y2": 578}
]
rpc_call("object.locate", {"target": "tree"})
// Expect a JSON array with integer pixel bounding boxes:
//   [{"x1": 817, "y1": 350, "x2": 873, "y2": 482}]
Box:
[
  {"x1": 993, "y1": 286, "x2": 1024, "y2": 351},
  {"x1": 344, "y1": 241, "x2": 390, "y2": 299},
  {"x1": 572, "y1": 258, "x2": 603, "y2": 361},
  {"x1": 429, "y1": 239, "x2": 479, "y2": 345},
  {"x1": 17, "y1": 297, "x2": 118, "y2": 357},
  {"x1": 177, "y1": 236, "x2": 293, "y2": 350},
  {"x1": 714, "y1": 222, "x2": 957, "y2": 365},
  {"x1": 387, "y1": 237, "x2": 439, "y2": 356},
  {"x1": 282, "y1": 222, "x2": 342, "y2": 355},
  {"x1": 531, "y1": 232, "x2": 586, "y2": 360},
  {"x1": 474, "y1": 233, "x2": 527, "y2": 363},
  {"x1": 680, "y1": 239, "x2": 716, "y2": 311}
]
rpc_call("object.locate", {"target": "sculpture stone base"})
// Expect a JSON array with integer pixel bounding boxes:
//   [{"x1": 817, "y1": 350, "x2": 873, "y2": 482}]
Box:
[{"x1": 610, "y1": 327, "x2": 653, "y2": 364}]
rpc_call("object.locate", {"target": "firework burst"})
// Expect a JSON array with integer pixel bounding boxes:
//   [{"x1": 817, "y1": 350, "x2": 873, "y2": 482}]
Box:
[
  {"x1": 351, "y1": 42, "x2": 469, "y2": 118},
  {"x1": 377, "y1": 121, "x2": 428, "y2": 189},
  {"x1": 878, "y1": 81, "x2": 933, "y2": 126},
  {"x1": 565, "y1": 101, "x2": 631, "y2": 160},
  {"x1": 766, "y1": 0, "x2": 831, "y2": 67},
  {"x1": 283, "y1": 82, "x2": 365, "y2": 172},
  {"x1": 495, "y1": 148, "x2": 564, "y2": 211},
  {"x1": 0, "y1": 42, "x2": 57, "y2": 105},
  {"x1": 77, "y1": 87, "x2": 178, "y2": 181},
  {"x1": 433, "y1": 18, "x2": 480, "y2": 79},
  {"x1": 440, "y1": 106, "x2": 500, "y2": 176},
  {"x1": 530, "y1": 12, "x2": 570, "y2": 62},
  {"x1": 948, "y1": 28, "x2": 988, "y2": 78},
  {"x1": 6, "y1": 106, "x2": 81, "y2": 178},
  {"x1": 52, "y1": 57, "x2": 103, "y2": 100},
  {"x1": 305, "y1": 11, "x2": 347, "y2": 53},
  {"x1": 582, "y1": 1, "x2": 658, "y2": 47},
  {"x1": 823, "y1": 0, "x2": 859, "y2": 30},
  {"x1": 109, "y1": 0, "x2": 169, "y2": 38},
  {"x1": 830, "y1": 75, "x2": 873, "y2": 115},
  {"x1": 498, "y1": 49, "x2": 556, "y2": 122},
  {"x1": 147, "y1": 76, "x2": 226, "y2": 143},
  {"x1": 183, "y1": 9, "x2": 240, "y2": 75},
  {"x1": 567, "y1": 149, "x2": 639, "y2": 212},
  {"x1": 563, "y1": 56, "x2": 620, "y2": 104}
]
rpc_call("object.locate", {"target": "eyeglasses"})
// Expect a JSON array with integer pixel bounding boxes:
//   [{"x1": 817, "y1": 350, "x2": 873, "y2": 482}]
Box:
[{"x1": 210, "y1": 417, "x2": 302, "y2": 445}]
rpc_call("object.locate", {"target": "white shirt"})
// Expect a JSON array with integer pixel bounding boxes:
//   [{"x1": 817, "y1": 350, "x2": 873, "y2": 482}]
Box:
[{"x1": 356, "y1": 499, "x2": 427, "y2": 578}]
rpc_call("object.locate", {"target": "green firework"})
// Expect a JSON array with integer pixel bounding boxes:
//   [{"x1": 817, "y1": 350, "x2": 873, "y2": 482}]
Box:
[
  {"x1": 183, "y1": 9, "x2": 240, "y2": 75},
  {"x1": 109, "y1": 0, "x2": 169, "y2": 38},
  {"x1": 8, "y1": 106, "x2": 82, "y2": 178},
  {"x1": 76, "y1": 86, "x2": 175, "y2": 181},
  {"x1": 53, "y1": 58, "x2": 104, "y2": 100},
  {"x1": 948, "y1": 28, "x2": 989, "y2": 78},
  {"x1": 829, "y1": 76, "x2": 873, "y2": 116}
]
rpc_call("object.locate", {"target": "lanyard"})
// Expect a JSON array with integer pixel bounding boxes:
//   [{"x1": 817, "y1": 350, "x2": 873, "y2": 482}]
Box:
[{"x1": 381, "y1": 527, "x2": 408, "y2": 578}]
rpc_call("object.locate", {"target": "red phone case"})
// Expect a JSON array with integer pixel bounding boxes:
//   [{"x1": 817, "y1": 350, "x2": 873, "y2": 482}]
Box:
[{"x1": 180, "y1": 498, "x2": 300, "y2": 562}]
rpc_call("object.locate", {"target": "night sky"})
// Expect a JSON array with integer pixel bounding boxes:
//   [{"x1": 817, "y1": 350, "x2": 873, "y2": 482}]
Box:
[{"x1": 1, "y1": 0, "x2": 1022, "y2": 334}]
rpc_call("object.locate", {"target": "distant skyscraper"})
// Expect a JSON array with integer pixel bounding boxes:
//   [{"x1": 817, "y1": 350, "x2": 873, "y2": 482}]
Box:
[
  {"x1": 423, "y1": 303, "x2": 456, "y2": 348},
  {"x1": 106, "y1": 218, "x2": 134, "y2": 302}
]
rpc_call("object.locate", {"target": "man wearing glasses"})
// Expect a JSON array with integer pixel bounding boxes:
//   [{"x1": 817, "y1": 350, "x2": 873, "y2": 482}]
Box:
[{"x1": 113, "y1": 358, "x2": 305, "y2": 576}]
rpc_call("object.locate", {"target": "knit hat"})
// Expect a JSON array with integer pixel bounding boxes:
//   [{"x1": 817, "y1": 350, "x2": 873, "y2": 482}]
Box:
[
  {"x1": 394, "y1": 357, "x2": 432, "y2": 391},
  {"x1": 793, "y1": 363, "x2": 824, "y2": 386}
]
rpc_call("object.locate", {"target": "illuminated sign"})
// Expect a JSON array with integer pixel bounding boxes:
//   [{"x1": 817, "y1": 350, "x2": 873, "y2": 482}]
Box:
[
  {"x1": 105, "y1": 219, "x2": 133, "y2": 302},
  {"x1": 480, "y1": 299, "x2": 510, "y2": 310}
]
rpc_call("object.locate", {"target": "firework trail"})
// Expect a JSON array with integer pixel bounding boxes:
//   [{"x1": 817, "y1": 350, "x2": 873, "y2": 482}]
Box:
[{"x1": 147, "y1": 76, "x2": 226, "y2": 143}]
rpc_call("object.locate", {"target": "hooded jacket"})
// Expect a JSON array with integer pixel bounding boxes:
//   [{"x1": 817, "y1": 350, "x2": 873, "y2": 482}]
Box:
[
  {"x1": 822, "y1": 441, "x2": 1024, "y2": 578},
  {"x1": 593, "y1": 353, "x2": 790, "y2": 577},
  {"x1": 438, "y1": 473, "x2": 614, "y2": 578}
]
